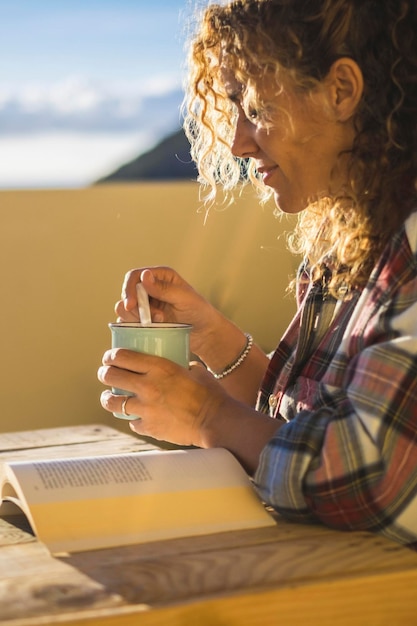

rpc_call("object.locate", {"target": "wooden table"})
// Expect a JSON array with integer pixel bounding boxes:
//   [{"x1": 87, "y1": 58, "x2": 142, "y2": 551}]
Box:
[{"x1": 1, "y1": 424, "x2": 417, "y2": 626}]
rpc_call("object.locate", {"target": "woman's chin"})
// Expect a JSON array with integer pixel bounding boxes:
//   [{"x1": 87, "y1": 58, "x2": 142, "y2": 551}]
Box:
[{"x1": 273, "y1": 191, "x2": 306, "y2": 215}]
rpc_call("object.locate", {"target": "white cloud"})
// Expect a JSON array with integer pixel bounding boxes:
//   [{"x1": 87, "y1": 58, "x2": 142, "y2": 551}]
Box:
[
  {"x1": 0, "y1": 76, "x2": 185, "y2": 187},
  {"x1": 0, "y1": 131, "x2": 155, "y2": 188},
  {"x1": 0, "y1": 76, "x2": 183, "y2": 134}
]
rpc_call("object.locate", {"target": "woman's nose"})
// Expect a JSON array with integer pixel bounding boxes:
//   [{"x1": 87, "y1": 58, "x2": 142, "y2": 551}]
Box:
[{"x1": 231, "y1": 112, "x2": 258, "y2": 159}]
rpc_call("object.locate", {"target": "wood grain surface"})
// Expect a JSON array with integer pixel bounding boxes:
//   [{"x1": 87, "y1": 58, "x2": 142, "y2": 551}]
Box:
[{"x1": 1, "y1": 425, "x2": 417, "y2": 626}]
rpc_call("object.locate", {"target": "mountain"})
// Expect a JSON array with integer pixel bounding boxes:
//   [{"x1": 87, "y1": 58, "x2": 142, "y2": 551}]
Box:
[{"x1": 95, "y1": 127, "x2": 198, "y2": 183}]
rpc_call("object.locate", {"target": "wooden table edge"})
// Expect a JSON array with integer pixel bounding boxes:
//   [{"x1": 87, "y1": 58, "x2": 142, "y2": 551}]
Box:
[{"x1": 2, "y1": 567, "x2": 417, "y2": 626}]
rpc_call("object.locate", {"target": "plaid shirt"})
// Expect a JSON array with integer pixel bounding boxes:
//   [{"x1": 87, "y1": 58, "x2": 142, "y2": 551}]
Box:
[{"x1": 254, "y1": 212, "x2": 417, "y2": 547}]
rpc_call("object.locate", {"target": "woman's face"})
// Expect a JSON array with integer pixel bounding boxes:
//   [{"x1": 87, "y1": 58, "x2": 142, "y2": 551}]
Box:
[{"x1": 225, "y1": 73, "x2": 356, "y2": 214}]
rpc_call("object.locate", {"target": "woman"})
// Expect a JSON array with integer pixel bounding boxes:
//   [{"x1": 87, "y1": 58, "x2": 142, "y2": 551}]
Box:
[{"x1": 98, "y1": 0, "x2": 417, "y2": 547}]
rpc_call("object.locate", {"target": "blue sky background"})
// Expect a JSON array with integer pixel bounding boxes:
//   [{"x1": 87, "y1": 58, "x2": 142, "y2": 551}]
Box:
[{"x1": 0, "y1": 0, "x2": 197, "y2": 188}]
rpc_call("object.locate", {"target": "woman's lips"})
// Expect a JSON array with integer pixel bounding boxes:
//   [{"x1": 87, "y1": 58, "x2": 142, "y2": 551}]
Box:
[{"x1": 257, "y1": 165, "x2": 279, "y2": 185}]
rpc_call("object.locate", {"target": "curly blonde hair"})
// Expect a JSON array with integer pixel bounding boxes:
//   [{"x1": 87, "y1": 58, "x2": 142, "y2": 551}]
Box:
[{"x1": 183, "y1": 0, "x2": 417, "y2": 294}]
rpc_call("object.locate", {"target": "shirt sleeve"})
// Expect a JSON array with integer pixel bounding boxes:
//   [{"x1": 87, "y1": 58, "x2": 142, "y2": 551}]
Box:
[{"x1": 254, "y1": 260, "x2": 417, "y2": 545}]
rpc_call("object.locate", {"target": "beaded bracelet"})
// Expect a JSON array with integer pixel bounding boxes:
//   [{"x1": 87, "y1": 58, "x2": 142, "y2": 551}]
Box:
[{"x1": 207, "y1": 333, "x2": 253, "y2": 380}]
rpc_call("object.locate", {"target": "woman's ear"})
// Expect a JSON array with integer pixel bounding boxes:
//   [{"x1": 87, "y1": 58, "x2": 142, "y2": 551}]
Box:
[{"x1": 326, "y1": 58, "x2": 363, "y2": 121}]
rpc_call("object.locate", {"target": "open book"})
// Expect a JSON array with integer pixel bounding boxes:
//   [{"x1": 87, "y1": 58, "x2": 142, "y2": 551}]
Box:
[{"x1": 0, "y1": 447, "x2": 275, "y2": 554}]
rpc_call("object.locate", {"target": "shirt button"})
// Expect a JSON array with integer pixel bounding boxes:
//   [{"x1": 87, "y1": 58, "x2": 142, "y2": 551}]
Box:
[{"x1": 268, "y1": 394, "x2": 278, "y2": 410}]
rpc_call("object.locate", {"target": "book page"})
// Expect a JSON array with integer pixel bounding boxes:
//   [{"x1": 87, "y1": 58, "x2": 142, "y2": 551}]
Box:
[
  {"x1": 1, "y1": 448, "x2": 275, "y2": 553},
  {"x1": 5, "y1": 449, "x2": 252, "y2": 502}
]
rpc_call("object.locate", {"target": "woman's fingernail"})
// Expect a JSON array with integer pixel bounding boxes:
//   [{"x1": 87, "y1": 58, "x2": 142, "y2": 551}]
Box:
[{"x1": 141, "y1": 269, "x2": 155, "y2": 283}]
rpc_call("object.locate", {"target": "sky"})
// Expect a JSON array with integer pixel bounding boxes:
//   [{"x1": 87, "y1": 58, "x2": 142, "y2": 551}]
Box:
[{"x1": 0, "y1": 0, "x2": 197, "y2": 188}]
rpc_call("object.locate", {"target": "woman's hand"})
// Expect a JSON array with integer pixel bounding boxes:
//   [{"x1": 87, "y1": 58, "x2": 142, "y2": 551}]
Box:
[
  {"x1": 113, "y1": 265, "x2": 270, "y2": 406},
  {"x1": 115, "y1": 267, "x2": 218, "y2": 354},
  {"x1": 98, "y1": 348, "x2": 233, "y2": 448},
  {"x1": 98, "y1": 348, "x2": 281, "y2": 473}
]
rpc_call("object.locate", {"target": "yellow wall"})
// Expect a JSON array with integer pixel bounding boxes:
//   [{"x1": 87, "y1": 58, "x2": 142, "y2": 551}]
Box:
[{"x1": 0, "y1": 182, "x2": 298, "y2": 433}]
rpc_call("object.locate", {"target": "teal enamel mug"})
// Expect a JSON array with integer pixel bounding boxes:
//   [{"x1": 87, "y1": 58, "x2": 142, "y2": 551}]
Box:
[{"x1": 109, "y1": 322, "x2": 192, "y2": 419}]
